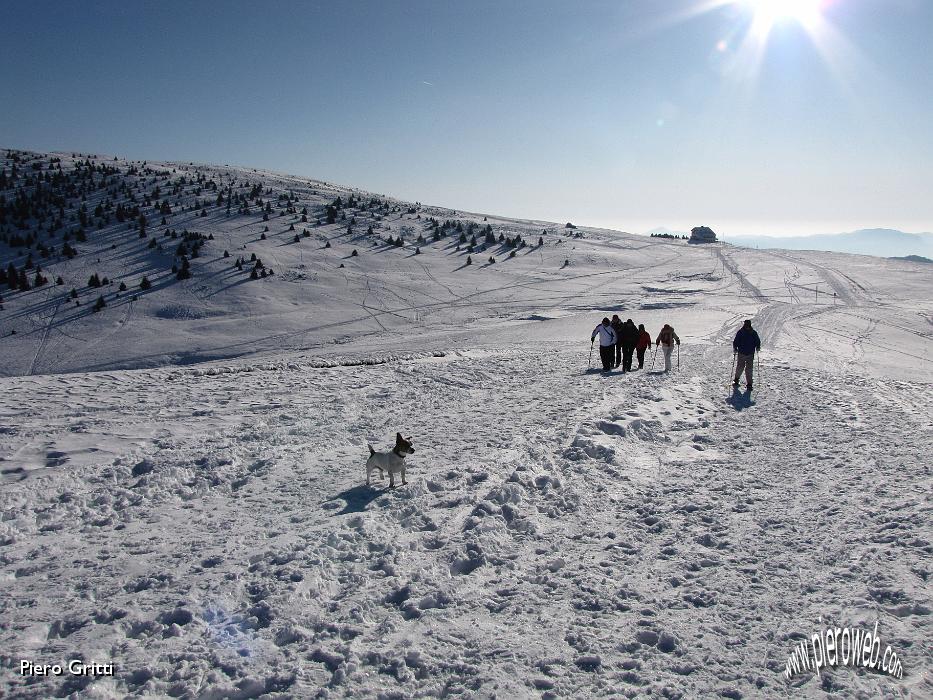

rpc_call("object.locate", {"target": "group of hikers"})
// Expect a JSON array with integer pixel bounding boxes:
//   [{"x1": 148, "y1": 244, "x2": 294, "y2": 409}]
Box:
[{"x1": 591, "y1": 316, "x2": 762, "y2": 390}]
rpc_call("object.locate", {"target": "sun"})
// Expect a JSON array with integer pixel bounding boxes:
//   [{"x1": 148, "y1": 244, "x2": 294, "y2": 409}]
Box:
[{"x1": 746, "y1": 0, "x2": 824, "y2": 29}]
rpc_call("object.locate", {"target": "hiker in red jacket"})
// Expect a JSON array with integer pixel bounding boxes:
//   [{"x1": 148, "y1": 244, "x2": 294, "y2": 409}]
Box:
[{"x1": 636, "y1": 324, "x2": 652, "y2": 369}]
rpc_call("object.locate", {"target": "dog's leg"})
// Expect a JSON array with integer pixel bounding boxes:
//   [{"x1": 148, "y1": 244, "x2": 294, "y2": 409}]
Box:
[
  {"x1": 389, "y1": 471, "x2": 395, "y2": 488},
  {"x1": 401, "y1": 464, "x2": 406, "y2": 486}
]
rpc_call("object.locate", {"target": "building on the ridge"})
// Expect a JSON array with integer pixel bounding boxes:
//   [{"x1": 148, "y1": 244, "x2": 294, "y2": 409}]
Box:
[{"x1": 689, "y1": 226, "x2": 717, "y2": 244}]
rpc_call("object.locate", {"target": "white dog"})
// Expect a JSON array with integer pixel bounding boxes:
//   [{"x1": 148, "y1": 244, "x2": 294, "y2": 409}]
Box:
[{"x1": 366, "y1": 433, "x2": 415, "y2": 488}]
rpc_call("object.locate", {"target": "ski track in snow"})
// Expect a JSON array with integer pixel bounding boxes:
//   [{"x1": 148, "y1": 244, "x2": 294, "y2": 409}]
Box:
[{"x1": 0, "y1": 337, "x2": 930, "y2": 698}]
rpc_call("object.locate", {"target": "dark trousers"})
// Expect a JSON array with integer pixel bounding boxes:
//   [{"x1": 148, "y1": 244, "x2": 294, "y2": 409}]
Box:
[
  {"x1": 636, "y1": 347, "x2": 647, "y2": 368},
  {"x1": 622, "y1": 346, "x2": 635, "y2": 372},
  {"x1": 614, "y1": 342, "x2": 623, "y2": 368},
  {"x1": 599, "y1": 345, "x2": 614, "y2": 371}
]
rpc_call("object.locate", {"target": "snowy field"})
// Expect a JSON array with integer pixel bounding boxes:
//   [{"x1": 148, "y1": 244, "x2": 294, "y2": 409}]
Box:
[{"x1": 1, "y1": 152, "x2": 931, "y2": 698}]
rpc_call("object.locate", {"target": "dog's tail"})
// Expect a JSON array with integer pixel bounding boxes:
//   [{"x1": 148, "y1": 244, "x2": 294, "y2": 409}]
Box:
[{"x1": 367, "y1": 444, "x2": 375, "y2": 456}]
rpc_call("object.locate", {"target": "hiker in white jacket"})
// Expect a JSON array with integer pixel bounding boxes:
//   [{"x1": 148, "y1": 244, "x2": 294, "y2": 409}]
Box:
[{"x1": 591, "y1": 317, "x2": 618, "y2": 372}]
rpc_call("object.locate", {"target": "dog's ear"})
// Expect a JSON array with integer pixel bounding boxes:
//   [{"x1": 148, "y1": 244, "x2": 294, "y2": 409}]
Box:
[{"x1": 396, "y1": 432, "x2": 403, "y2": 442}]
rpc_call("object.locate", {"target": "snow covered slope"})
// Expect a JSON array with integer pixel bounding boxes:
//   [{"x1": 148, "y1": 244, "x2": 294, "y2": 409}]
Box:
[{"x1": 1, "y1": 150, "x2": 931, "y2": 698}]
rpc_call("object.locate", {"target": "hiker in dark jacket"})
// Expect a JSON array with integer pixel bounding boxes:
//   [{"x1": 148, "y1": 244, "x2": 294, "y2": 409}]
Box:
[
  {"x1": 732, "y1": 319, "x2": 762, "y2": 389},
  {"x1": 610, "y1": 315, "x2": 624, "y2": 369},
  {"x1": 620, "y1": 319, "x2": 639, "y2": 372},
  {"x1": 636, "y1": 324, "x2": 652, "y2": 369}
]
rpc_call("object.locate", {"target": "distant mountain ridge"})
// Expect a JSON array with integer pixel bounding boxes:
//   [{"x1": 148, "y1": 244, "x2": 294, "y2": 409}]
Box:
[{"x1": 722, "y1": 228, "x2": 933, "y2": 259}]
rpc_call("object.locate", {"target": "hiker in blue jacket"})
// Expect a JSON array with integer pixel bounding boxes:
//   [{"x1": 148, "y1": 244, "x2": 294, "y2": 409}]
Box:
[{"x1": 733, "y1": 319, "x2": 761, "y2": 390}]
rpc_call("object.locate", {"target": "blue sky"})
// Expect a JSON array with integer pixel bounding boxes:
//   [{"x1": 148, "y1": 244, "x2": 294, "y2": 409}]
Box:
[{"x1": 1, "y1": 0, "x2": 931, "y2": 236}]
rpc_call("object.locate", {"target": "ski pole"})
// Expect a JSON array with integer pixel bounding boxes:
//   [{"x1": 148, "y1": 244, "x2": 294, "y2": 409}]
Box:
[
  {"x1": 677, "y1": 344, "x2": 680, "y2": 370},
  {"x1": 756, "y1": 351, "x2": 761, "y2": 386},
  {"x1": 730, "y1": 352, "x2": 736, "y2": 386},
  {"x1": 588, "y1": 340, "x2": 594, "y2": 369}
]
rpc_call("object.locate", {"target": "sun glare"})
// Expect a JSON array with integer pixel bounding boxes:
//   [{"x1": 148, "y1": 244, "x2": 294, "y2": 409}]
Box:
[{"x1": 747, "y1": 0, "x2": 824, "y2": 29}]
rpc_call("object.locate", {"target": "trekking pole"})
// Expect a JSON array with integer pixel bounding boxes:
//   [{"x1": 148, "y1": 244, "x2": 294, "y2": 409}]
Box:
[
  {"x1": 588, "y1": 341, "x2": 594, "y2": 369},
  {"x1": 677, "y1": 344, "x2": 680, "y2": 370},
  {"x1": 757, "y1": 351, "x2": 761, "y2": 386},
  {"x1": 730, "y1": 352, "x2": 736, "y2": 386}
]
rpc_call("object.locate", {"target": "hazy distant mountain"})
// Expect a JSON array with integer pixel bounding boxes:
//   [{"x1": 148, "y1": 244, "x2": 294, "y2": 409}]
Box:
[
  {"x1": 723, "y1": 228, "x2": 933, "y2": 259},
  {"x1": 890, "y1": 254, "x2": 932, "y2": 264}
]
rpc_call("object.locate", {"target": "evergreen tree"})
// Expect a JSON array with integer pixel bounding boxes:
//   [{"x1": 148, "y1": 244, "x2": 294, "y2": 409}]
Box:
[
  {"x1": 139, "y1": 276, "x2": 152, "y2": 290},
  {"x1": 93, "y1": 295, "x2": 106, "y2": 312},
  {"x1": 466, "y1": 255, "x2": 472, "y2": 266}
]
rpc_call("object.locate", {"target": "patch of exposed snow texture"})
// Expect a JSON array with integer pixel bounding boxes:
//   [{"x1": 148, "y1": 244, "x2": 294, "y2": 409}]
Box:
[{"x1": 0, "y1": 150, "x2": 931, "y2": 698}]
